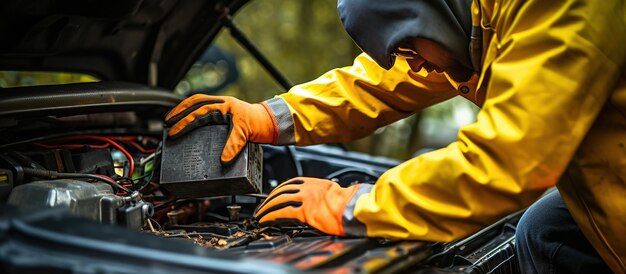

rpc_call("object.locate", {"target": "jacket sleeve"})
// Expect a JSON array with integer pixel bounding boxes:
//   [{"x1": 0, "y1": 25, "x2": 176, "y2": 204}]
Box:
[
  {"x1": 351, "y1": 0, "x2": 626, "y2": 241},
  {"x1": 276, "y1": 53, "x2": 457, "y2": 145}
]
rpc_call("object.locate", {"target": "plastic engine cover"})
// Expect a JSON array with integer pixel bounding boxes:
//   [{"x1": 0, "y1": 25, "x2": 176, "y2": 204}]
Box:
[{"x1": 7, "y1": 179, "x2": 123, "y2": 224}]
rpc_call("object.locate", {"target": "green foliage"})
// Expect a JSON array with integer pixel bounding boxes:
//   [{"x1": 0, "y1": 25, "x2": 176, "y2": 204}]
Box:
[
  {"x1": 0, "y1": 71, "x2": 97, "y2": 88},
  {"x1": 214, "y1": 0, "x2": 359, "y2": 102}
]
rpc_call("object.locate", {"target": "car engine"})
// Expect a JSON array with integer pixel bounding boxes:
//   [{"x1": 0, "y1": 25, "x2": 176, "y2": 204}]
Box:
[{"x1": 0, "y1": 130, "x2": 387, "y2": 248}]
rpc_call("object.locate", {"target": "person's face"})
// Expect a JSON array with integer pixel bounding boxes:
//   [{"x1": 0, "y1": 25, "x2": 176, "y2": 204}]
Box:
[{"x1": 394, "y1": 37, "x2": 474, "y2": 82}]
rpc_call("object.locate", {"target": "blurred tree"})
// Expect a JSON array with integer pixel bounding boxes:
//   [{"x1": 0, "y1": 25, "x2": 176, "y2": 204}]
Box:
[
  {"x1": 209, "y1": 0, "x2": 360, "y2": 102},
  {"x1": 0, "y1": 71, "x2": 97, "y2": 88}
]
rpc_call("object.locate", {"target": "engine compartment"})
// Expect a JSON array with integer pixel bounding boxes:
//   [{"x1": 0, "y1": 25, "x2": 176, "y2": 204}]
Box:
[{"x1": 0, "y1": 130, "x2": 392, "y2": 248}]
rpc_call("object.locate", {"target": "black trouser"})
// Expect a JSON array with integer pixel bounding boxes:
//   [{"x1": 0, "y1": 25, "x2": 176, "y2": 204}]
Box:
[{"x1": 514, "y1": 190, "x2": 612, "y2": 273}]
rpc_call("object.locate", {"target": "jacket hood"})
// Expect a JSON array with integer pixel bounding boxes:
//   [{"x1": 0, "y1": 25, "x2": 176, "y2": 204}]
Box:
[{"x1": 338, "y1": 0, "x2": 472, "y2": 70}]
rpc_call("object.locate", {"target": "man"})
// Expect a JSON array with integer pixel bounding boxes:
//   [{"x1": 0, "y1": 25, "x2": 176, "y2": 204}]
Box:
[{"x1": 165, "y1": 0, "x2": 625, "y2": 272}]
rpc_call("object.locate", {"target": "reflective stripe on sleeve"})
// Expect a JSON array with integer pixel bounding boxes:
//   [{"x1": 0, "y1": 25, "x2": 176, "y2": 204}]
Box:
[{"x1": 264, "y1": 97, "x2": 295, "y2": 145}]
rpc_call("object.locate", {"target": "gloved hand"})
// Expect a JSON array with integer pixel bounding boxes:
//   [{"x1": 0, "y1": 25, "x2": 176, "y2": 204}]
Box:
[
  {"x1": 254, "y1": 177, "x2": 371, "y2": 236},
  {"x1": 165, "y1": 94, "x2": 277, "y2": 164}
]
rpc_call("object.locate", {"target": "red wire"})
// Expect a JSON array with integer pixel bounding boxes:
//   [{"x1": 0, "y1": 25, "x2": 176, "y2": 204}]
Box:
[
  {"x1": 107, "y1": 136, "x2": 137, "y2": 141},
  {"x1": 33, "y1": 135, "x2": 154, "y2": 177},
  {"x1": 57, "y1": 135, "x2": 135, "y2": 176},
  {"x1": 94, "y1": 174, "x2": 129, "y2": 196},
  {"x1": 106, "y1": 136, "x2": 157, "y2": 154}
]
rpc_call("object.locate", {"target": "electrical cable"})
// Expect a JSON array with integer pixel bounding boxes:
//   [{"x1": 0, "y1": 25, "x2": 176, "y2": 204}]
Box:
[
  {"x1": 0, "y1": 129, "x2": 158, "y2": 150},
  {"x1": 133, "y1": 171, "x2": 154, "y2": 191},
  {"x1": 97, "y1": 174, "x2": 131, "y2": 195},
  {"x1": 107, "y1": 136, "x2": 158, "y2": 154},
  {"x1": 22, "y1": 167, "x2": 129, "y2": 192},
  {"x1": 135, "y1": 151, "x2": 157, "y2": 191},
  {"x1": 31, "y1": 135, "x2": 162, "y2": 186},
  {"x1": 137, "y1": 141, "x2": 162, "y2": 192},
  {"x1": 133, "y1": 172, "x2": 153, "y2": 181},
  {"x1": 56, "y1": 135, "x2": 135, "y2": 176},
  {"x1": 139, "y1": 152, "x2": 156, "y2": 166},
  {"x1": 164, "y1": 232, "x2": 230, "y2": 239},
  {"x1": 148, "y1": 218, "x2": 162, "y2": 231},
  {"x1": 113, "y1": 176, "x2": 134, "y2": 187}
]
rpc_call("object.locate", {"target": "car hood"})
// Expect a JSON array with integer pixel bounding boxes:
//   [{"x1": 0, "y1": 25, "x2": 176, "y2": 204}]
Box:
[{"x1": 0, "y1": 0, "x2": 247, "y2": 89}]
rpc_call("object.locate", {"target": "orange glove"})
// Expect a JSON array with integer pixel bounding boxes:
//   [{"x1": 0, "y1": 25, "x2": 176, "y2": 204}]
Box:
[
  {"x1": 165, "y1": 94, "x2": 278, "y2": 164},
  {"x1": 254, "y1": 177, "x2": 371, "y2": 236}
]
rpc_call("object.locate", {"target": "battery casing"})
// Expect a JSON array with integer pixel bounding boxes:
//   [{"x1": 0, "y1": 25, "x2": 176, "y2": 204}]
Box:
[{"x1": 160, "y1": 125, "x2": 262, "y2": 198}]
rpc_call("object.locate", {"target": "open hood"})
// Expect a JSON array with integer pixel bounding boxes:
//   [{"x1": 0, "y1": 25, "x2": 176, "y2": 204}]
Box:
[{"x1": 0, "y1": 0, "x2": 247, "y2": 89}]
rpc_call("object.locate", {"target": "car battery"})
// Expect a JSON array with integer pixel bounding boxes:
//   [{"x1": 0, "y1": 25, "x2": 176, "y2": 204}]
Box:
[{"x1": 160, "y1": 125, "x2": 262, "y2": 198}]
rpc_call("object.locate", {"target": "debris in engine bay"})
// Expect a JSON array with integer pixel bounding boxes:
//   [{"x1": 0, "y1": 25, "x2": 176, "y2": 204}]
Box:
[{"x1": 148, "y1": 219, "x2": 273, "y2": 250}]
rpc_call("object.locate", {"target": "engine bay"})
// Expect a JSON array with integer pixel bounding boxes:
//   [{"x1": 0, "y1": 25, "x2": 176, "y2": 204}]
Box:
[{"x1": 0, "y1": 130, "x2": 387, "y2": 248}]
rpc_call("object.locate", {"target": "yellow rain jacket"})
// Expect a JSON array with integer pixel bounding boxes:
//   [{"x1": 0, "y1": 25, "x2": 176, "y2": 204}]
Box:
[{"x1": 272, "y1": 0, "x2": 626, "y2": 271}]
